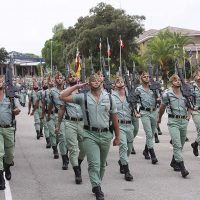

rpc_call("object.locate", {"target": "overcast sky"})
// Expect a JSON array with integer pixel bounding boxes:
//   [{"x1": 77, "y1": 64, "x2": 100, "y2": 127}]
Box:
[{"x1": 0, "y1": 0, "x2": 200, "y2": 56}]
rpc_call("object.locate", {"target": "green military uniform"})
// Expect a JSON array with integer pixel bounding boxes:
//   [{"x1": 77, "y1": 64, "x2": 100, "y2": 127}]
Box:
[
  {"x1": 191, "y1": 84, "x2": 200, "y2": 146},
  {"x1": 49, "y1": 87, "x2": 67, "y2": 157},
  {"x1": 72, "y1": 90, "x2": 117, "y2": 188},
  {"x1": 162, "y1": 88, "x2": 189, "y2": 162},
  {"x1": 0, "y1": 95, "x2": 19, "y2": 188},
  {"x1": 20, "y1": 85, "x2": 27, "y2": 106},
  {"x1": 136, "y1": 85, "x2": 157, "y2": 149},
  {"x1": 112, "y1": 91, "x2": 134, "y2": 165}
]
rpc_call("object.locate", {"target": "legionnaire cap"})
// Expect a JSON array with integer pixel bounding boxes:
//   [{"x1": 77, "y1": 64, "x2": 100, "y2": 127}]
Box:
[
  {"x1": 89, "y1": 73, "x2": 99, "y2": 82},
  {"x1": 115, "y1": 75, "x2": 124, "y2": 83},
  {"x1": 141, "y1": 71, "x2": 149, "y2": 78},
  {"x1": 68, "y1": 70, "x2": 77, "y2": 78},
  {"x1": 55, "y1": 71, "x2": 63, "y2": 79},
  {"x1": 169, "y1": 74, "x2": 180, "y2": 84}
]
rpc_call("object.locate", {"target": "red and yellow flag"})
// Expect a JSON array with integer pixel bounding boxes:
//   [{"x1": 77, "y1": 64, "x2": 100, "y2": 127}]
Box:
[{"x1": 75, "y1": 48, "x2": 81, "y2": 78}]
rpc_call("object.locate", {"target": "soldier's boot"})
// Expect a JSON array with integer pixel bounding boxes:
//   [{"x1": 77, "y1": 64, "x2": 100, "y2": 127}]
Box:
[
  {"x1": 157, "y1": 125, "x2": 162, "y2": 135},
  {"x1": 154, "y1": 133, "x2": 160, "y2": 143},
  {"x1": 118, "y1": 160, "x2": 125, "y2": 174},
  {"x1": 45, "y1": 137, "x2": 51, "y2": 149},
  {"x1": 191, "y1": 141, "x2": 199, "y2": 157},
  {"x1": 123, "y1": 164, "x2": 133, "y2": 181},
  {"x1": 61, "y1": 155, "x2": 68, "y2": 170},
  {"x1": 170, "y1": 156, "x2": 180, "y2": 171},
  {"x1": 73, "y1": 166, "x2": 82, "y2": 184},
  {"x1": 40, "y1": 128, "x2": 43, "y2": 137},
  {"x1": 149, "y1": 148, "x2": 158, "y2": 164},
  {"x1": 143, "y1": 145, "x2": 150, "y2": 160},
  {"x1": 177, "y1": 161, "x2": 189, "y2": 178},
  {"x1": 131, "y1": 146, "x2": 136, "y2": 154},
  {"x1": 4, "y1": 163, "x2": 12, "y2": 180},
  {"x1": 92, "y1": 186, "x2": 104, "y2": 200},
  {"x1": 78, "y1": 158, "x2": 83, "y2": 173},
  {"x1": 36, "y1": 130, "x2": 40, "y2": 140},
  {"x1": 52, "y1": 146, "x2": 59, "y2": 159},
  {"x1": 0, "y1": 170, "x2": 5, "y2": 190}
]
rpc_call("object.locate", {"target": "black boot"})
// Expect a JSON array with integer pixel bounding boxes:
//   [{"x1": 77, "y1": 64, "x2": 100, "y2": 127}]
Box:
[
  {"x1": 157, "y1": 125, "x2": 162, "y2": 135},
  {"x1": 123, "y1": 164, "x2": 133, "y2": 181},
  {"x1": 52, "y1": 146, "x2": 59, "y2": 159},
  {"x1": 191, "y1": 141, "x2": 199, "y2": 157},
  {"x1": 154, "y1": 133, "x2": 160, "y2": 143},
  {"x1": 36, "y1": 130, "x2": 40, "y2": 140},
  {"x1": 73, "y1": 166, "x2": 82, "y2": 184},
  {"x1": 40, "y1": 128, "x2": 43, "y2": 137},
  {"x1": 131, "y1": 146, "x2": 136, "y2": 154},
  {"x1": 177, "y1": 161, "x2": 189, "y2": 178},
  {"x1": 61, "y1": 155, "x2": 68, "y2": 170},
  {"x1": 143, "y1": 145, "x2": 150, "y2": 160},
  {"x1": 170, "y1": 156, "x2": 180, "y2": 171},
  {"x1": 118, "y1": 160, "x2": 125, "y2": 174},
  {"x1": 92, "y1": 186, "x2": 104, "y2": 200},
  {"x1": 0, "y1": 170, "x2": 5, "y2": 190},
  {"x1": 45, "y1": 137, "x2": 51, "y2": 148},
  {"x1": 78, "y1": 158, "x2": 83, "y2": 172},
  {"x1": 148, "y1": 148, "x2": 158, "y2": 164},
  {"x1": 4, "y1": 163, "x2": 12, "y2": 180}
]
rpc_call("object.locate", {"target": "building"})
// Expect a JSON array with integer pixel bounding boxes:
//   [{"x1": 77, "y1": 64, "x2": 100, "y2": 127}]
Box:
[
  {"x1": 137, "y1": 26, "x2": 200, "y2": 66},
  {"x1": 0, "y1": 51, "x2": 45, "y2": 77}
]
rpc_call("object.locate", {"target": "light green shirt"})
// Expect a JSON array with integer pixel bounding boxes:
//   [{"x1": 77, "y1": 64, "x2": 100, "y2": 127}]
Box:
[
  {"x1": 49, "y1": 87, "x2": 64, "y2": 111},
  {"x1": 191, "y1": 84, "x2": 200, "y2": 107},
  {"x1": 73, "y1": 90, "x2": 117, "y2": 128},
  {"x1": 162, "y1": 88, "x2": 188, "y2": 116}
]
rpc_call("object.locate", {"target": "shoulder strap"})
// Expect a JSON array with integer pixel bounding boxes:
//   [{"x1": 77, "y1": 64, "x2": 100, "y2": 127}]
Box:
[
  {"x1": 108, "y1": 93, "x2": 112, "y2": 128},
  {"x1": 84, "y1": 93, "x2": 90, "y2": 126}
]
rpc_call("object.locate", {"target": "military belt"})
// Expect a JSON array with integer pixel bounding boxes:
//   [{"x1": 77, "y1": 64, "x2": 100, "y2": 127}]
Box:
[
  {"x1": 65, "y1": 116, "x2": 83, "y2": 121},
  {"x1": 168, "y1": 114, "x2": 187, "y2": 119},
  {"x1": 140, "y1": 107, "x2": 156, "y2": 112},
  {"x1": 84, "y1": 125, "x2": 109, "y2": 132},
  {"x1": 119, "y1": 120, "x2": 132, "y2": 124},
  {"x1": 0, "y1": 124, "x2": 13, "y2": 128}
]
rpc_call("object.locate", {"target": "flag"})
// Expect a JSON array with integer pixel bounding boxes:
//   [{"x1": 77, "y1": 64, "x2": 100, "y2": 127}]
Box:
[
  {"x1": 107, "y1": 37, "x2": 111, "y2": 57},
  {"x1": 119, "y1": 35, "x2": 124, "y2": 48},
  {"x1": 75, "y1": 48, "x2": 81, "y2": 78},
  {"x1": 196, "y1": 47, "x2": 199, "y2": 60}
]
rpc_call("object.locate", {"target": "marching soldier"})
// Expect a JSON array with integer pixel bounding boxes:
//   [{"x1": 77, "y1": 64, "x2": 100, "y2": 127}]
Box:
[
  {"x1": 112, "y1": 76, "x2": 134, "y2": 181},
  {"x1": 135, "y1": 71, "x2": 159, "y2": 164},
  {"x1": 60, "y1": 73, "x2": 120, "y2": 200},
  {"x1": 158, "y1": 74, "x2": 191, "y2": 178},
  {"x1": 0, "y1": 75, "x2": 21, "y2": 190},
  {"x1": 190, "y1": 70, "x2": 200, "y2": 156}
]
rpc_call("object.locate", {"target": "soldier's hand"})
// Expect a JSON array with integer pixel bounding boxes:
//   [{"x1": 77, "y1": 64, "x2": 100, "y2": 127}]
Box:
[
  {"x1": 113, "y1": 137, "x2": 120, "y2": 146},
  {"x1": 55, "y1": 126, "x2": 60, "y2": 135},
  {"x1": 135, "y1": 113, "x2": 141, "y2": 118},
  {"x1": 13, "y1": 108, "x2": 21, "y2": 115},
  {"x1": 157, "y1": 118, "x2": 161, "y2": 124},
  {"x1": 76, "y1": 82, "x2": 88, "y2": 89}
]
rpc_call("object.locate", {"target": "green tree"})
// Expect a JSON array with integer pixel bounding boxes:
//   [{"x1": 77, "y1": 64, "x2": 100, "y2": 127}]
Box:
[{"x1": 0, "y1": 48, "x2": 8, "y2": 63}]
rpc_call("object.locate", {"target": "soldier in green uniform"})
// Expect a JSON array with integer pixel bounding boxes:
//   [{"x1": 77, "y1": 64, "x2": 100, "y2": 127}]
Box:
[
  {"x1": 131, "y1": 116, "x2": 139, "y2": 154},
  {"x1": 28, "y1": 80, "x2": 43, "y2": 139},
  {"x1": 48, "y1": 72, "x2": 68, "y2": 170},
  {"x1": 56, "y1": 70, "x2": 85, "y2": 184},
  {"x1": 190, "y1": 70, "x2": 200, "y2": 156},
  {"x1": 135, "y1": 72, "x2": 160, "y2": 164},
  {"x1": 20, "y1": 78, "x2": 27, "y2": 107},
  {"x1": 112, "y1": 76, "x2": 134, "y2": 181},
  {"x1": 0, "y1": 75, "x2": 21, "y2": 190},
  {"x1": 40, "y1": 78, "x2": 51, "y2": 148},
  {"x1": 60, "y1": 74, "x2": 120, "y2": 200},
  {"x1": 158, "y1": 74, "x2": 191, "y2": 178}
]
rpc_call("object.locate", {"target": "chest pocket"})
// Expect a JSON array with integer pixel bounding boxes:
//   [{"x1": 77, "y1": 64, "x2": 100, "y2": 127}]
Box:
[{"x1": 100, "y1": 102, "x2": 110, "y2": 113}]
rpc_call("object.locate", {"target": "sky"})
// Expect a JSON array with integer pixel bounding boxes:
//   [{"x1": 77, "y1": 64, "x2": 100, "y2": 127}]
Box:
[{"x1": 0, "y1": 0, "x2": 200, "y2": 56}]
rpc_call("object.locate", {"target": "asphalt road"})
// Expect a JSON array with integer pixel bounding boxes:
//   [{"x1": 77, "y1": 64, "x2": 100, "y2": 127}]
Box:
[{"x1": 1, "y1": 106, "x2": 200, "y2": 200}]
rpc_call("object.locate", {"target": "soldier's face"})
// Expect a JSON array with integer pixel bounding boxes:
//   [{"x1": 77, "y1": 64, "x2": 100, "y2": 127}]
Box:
[
  {"x1": 172, "y1": 78, "x2": 181, "y2": 87},
  {"x1": 98, "y1": 74, "x2": 104, "y2": 82},
  {"x1": 141, "y1": 75, "x2": 149, "y2": 84},
  {"x1": 90, "y1": 79, "x2": 101, "y2": 89},
  {"x1": 55, "y1": 76, "x2": 63, "y2": 85},
  {"x1": 48, "y1": 79, "x2": 54, "y2": 87},
  {"x1": 68, "y1": 75, "x2": 78, "y2": 84},
  {"x1": 195, "y1": 72, "x2": 200, "y2": 82},
  {"x1": 115, "y1": 80, "x2": 125, "y2": 88}
]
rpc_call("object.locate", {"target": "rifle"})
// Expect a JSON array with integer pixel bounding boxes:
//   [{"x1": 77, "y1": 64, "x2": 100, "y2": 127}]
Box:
[
  {"x1": 102, "y1": 57, "x2": 113, "y2": 93},
  {"x1": 148, "y1": 63, "x2": 161, "y2": 91},
  {"x1": 79, "y1": 57, "x2": 89, "y2": 93},
  {"x1": 121, "y1": 62, "x2": 138, "y2": 114},
  {"x1": 5, "y1": 58, "x2": 17, "y2": 134},
  {"x1": 175, "y1": 59, "x2": 193, "y2": 109}
]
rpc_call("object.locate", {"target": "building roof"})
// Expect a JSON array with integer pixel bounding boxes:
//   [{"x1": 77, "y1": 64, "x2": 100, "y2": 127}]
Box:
[{"x1": 137, "y1": 26, "x2": 200, "y2": 44}]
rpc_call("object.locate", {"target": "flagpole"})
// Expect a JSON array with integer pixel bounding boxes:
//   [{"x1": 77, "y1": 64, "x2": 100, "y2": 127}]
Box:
[
  {"x1": 100, "y1": 38, "x2": 102, "y2": 71},
  {"x1": 119, "y1": 35, "x2": 122, "y2": 75}
]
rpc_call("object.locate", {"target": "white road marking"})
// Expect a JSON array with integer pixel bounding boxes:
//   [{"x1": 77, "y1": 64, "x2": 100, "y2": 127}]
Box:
[{"x1": 4, "y1": 175, "x2": 12, "y2": 200}]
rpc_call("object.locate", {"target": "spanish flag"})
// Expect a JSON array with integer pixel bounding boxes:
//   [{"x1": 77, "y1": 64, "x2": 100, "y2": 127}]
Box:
[{"x1": 75, "y1": 48, "x2": 81, "y2": 78}]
